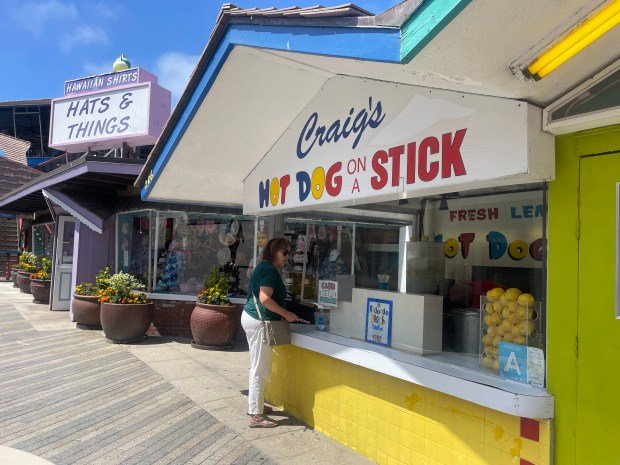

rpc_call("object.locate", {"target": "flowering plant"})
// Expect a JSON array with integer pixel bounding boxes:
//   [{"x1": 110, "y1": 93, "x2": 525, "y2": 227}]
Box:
[
  {"x1": 197, "y1": 268, "x2": 231, "y2": 306},
  {"x1": 95, "y1": 266, "x2": 112, "y2": 290},
  {"x1": 19, "y1": 252, "x2": 40, "y2": 273},
  {"x1": 30, "y1": 257, "x2": 52, "y2": 280},
  {"x1": 98, "y1": 272, "x2": 148, "y2": 304},
  {"x1": 75, "y1": 282, "x2": 98, "y2": 296}
]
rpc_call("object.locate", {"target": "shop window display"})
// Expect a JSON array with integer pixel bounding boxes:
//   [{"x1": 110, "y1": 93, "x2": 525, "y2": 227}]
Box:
[
  {"x1": 117, "y1": 210, "x2": 254, "y2": 297},
  {"x1": 32, "y1": 223, "x2": 54, "y2": 258},
  {"x1": 117, "y1": 211, "x2": 152, "y2": 289},
  {"x1": 152, "y1": 212, "x2": 254, "y2": 296}
]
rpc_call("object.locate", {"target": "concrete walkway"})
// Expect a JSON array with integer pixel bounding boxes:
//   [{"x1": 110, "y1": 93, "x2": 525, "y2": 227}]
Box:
[{"x1": 0, "y1": 283, "x2": 373, "y2": 465}]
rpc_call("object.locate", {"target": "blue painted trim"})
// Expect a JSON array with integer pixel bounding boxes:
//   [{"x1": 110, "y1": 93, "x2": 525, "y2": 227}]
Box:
[
  {"x1": 27, "y1": 157, "x2": 54, "y2": 167},
  {"x1": 141, "y1": 23, "x2": 400, "y2": 200},
  {"x1": 400, "y1": 0, "x2": 472, "y2": 63}
]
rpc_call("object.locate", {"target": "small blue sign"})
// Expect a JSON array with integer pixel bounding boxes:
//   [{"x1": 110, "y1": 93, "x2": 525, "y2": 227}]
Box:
[
  {"x1": 498, "y1": 341, "x2": 528, "y2": 383},
  {"x1": 365, "y1": 298, "x2": 392, "y2": 346}
]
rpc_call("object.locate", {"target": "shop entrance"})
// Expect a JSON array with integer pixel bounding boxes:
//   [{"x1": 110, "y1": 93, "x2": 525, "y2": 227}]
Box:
[
  {"x1": 51, "y1": 217, "x2": 75, "y2": 311},
  {"x1": 577, "y1": 151, "x2": 620, "y2": 464}
]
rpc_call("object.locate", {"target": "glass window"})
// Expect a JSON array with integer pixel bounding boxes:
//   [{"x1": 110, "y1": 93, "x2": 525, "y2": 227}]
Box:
[
  {"x1": 32, "y1": 223, "x2": 54, "y2": 258},
  {"x1": 117, "y1": 211, "x2": 152, "y2": 289},
  {"x1": 152, "y1": 212, "x2": 254, "y2": 296}
]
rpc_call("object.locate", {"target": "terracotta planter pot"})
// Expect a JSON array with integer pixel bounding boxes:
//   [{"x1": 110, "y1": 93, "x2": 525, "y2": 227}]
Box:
[
  {"x1": 72, "y1": 295, "x2": 101, "y2": 329},
  {"x1": 17, "y1": 272, "x2": 32, "y2": 294},
  {"x1": 100, "y1": 302, "x2": 154, "y2": 343},
  {"x1": 190, "y1": 303, "x2": 242, "y2": 350},
  {"x1": 11, "y1": 268, "x2": 20, "y2": 287},
  {"x1": 30, "y1": 279, "x2": 51, "y2": 304}
]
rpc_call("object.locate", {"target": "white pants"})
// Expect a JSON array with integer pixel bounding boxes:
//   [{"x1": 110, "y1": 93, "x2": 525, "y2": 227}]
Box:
[{"x1": 241, "y1": 311, "x2": 271, "y2": 415}]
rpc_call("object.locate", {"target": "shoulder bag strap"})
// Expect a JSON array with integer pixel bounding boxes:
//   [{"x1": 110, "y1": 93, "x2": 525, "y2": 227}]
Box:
[{"x1": 253, "y1": 293, "x2": 265, "y2": 322}]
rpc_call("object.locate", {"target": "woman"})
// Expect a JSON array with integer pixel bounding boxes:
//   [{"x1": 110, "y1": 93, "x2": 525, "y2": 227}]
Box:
[{"x1": 241, "y1": 237, "x2": 302, "y2": 428}]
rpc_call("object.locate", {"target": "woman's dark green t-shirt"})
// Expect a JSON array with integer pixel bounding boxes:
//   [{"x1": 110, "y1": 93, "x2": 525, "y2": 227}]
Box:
[{"x1": 243, "y1": 260, "x2": 285, "y2": 321}]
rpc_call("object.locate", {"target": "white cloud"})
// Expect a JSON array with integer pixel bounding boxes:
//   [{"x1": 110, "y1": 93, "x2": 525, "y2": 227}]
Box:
[
  {"x1": 62, "y1": 25, "x2": 109, "y2": 53},
  {"x1": 95, "y1": 1, "x2": 123, "y2": 19},
  {"x1": 155, "y1": 52, "x2": 200, "y2": 104},
  {"x1": 11, "y1": 0, "x2": 78, "y2": 34}
]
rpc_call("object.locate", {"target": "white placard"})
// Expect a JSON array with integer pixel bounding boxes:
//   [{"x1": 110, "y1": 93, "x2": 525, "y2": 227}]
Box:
[
  {"x1": 365, "y1": 297, "x2": 393, "y2": 346},
  {"x1": 51, "y1": 84, "x2": 150, "y2": 147},
  {"x1": 318, "y1": 280, "x2": 338, "y2": 307}
]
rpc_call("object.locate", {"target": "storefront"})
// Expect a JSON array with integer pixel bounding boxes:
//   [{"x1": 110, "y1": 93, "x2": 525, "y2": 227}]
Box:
[{"x1": 133, "y1": 2, "x2": 620, "y2": 464}]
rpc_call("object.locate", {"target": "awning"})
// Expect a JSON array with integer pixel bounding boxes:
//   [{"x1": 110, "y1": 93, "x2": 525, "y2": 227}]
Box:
[
  {"x1": 0, "y1": 156, "x2": 144, "y2": 214},
  {"x1": 42, "y1": 188, "x2": 113, "y2": 234}
]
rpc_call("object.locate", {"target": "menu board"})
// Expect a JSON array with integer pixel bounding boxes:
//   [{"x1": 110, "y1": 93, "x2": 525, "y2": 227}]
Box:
[{"x1": 365, "y1": 298, "x2": 393, "y2": 346}]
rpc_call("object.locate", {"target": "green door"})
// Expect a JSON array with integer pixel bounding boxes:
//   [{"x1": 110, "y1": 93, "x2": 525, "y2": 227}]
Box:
[{"x1": 577, "y1": 152, "x2": 620, "y2": 464}]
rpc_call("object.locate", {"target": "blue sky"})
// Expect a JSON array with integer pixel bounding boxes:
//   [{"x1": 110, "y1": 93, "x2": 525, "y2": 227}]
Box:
[{"x1": 0, "y1": 0, "x2": 402, "y2": 104}]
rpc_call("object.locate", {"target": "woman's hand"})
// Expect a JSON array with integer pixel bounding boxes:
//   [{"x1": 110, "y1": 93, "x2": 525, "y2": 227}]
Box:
[{"x1": 283, "y1": 311, "x2": 301, "y2": 323}]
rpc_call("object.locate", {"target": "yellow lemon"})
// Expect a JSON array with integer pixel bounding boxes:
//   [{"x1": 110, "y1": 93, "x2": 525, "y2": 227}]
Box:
[
  {"x1": 503, "y1": 333, "x2": 514, "y2": 343},
  {"x1": 492, "y1": 347, "x2": 499, "y2": 357},
  {"x1": 501, "y1": 307, "x2": 511, "y2": 318},
  {"x1": 492, "y1": 301, "x2": 502, "y2": 313},
  {"x1": 492, "y1": 360, "x2": 500, "y2": 372},
  {"x1": 482, "y1": 357, "x2": 493, "y2": 368},
  {"x1": 504, "y1": 288, "x2": 522, "y2": 300},
  {"x1": 482, "y1": 334, "x2": 493, "y2": 346},
  {"x1": 482, "y1": 347, "x2": 493, "y2": 359},
  {"x1": 501, "y1": 319, "x2": 512, "y2": 332},
  {"x1": 516, "y1": 306, "x2": 527, "y2": 320},
  {"x1": 499, "y1": 295, "x2": 510, "y2": 306},
  {"x1": 520, "y1": 321, "x2": 536, "y2": 336},
  {"x1": 518, "y1": 293, "x2": 535, "y2": 306},
  {"x1": 491, "y1": 313, "x2": 502, "y2": 326},
  {"x1": 488, "y1": 288, "x2": 504, "y2": 301},
  {"x1": 515, "y1": 335, "x2": 526, "y2": 345},
  {"x1": 484, "y1": 303, "x2": 494, "y2": 314},
  {"x1": 511, "y1": 324, "x2": 522, "y2": 336},
  {"x1": 492, "y1": 335, "x2": 502, "y2": 347},
  {"x1": 509, "y1": 314, "x2": 521, "y2": 325},
  {"x1": 486, "y1": 326, "x2": 497, "y2": 338},
  {"x1": 508, "y1": 301, "x2": 519, "y2": 313},
  {"x1": 484, "y1": 315, "x2": 493, "y2": 327},
  {"x1": 497, "y1": 325, "x2": 506, "y2": 337}
]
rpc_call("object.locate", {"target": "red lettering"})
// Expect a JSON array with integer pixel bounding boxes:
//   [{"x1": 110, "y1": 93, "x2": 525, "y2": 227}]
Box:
[
  {"x1": 468, "y1": 209, "x2": 476, "y2": 221},
  {"x1": 325, "y1": 162, "x2": 342, "y2": 197},
  {"x1": 279, "y1": 175, "x2": 290, "y2": 204},
  {"x1": 371, "y1": 150, "x2": 388, "y2": 190},
  {"x1": 351, "y1": 178, "x2": 360, "y2": 193},
  {"x1": 441, "y1": 129, "x2": 467, "y2": 178},
  {"x1": 488, "y1": 208, "x2": 499, "y2": 220},
  {"x1": 458, "y1": 210, "x2": 466, "y2": 221},
  {"x1": 406, "y1": 142, "x2": 416, "y2": 184},
  {"x1": 419, "y1": 137, "x2": 439, "y2": 182},
  {"x1": 388, "y1": 145, "x2": 404, "y2": 187},
  {"x1": 477, "y1": 208, "x2": 486, "y2": 220},
  {"x1": 449, "y1": 210, "x2": 457, "y2": 222},
  {"x1": 458, "y1": 233, "x2": 475, "y2": 259}
]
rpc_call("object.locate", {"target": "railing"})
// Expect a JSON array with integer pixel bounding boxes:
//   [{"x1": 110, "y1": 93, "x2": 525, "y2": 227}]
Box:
[{"x1": 0, "y1": 250, "x2": 19, "y2": 281}]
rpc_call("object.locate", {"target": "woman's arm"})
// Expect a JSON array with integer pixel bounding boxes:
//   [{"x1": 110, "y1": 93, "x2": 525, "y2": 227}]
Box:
[{"x1": 259, "y1": 286, "x2": 299, "y2": 322}]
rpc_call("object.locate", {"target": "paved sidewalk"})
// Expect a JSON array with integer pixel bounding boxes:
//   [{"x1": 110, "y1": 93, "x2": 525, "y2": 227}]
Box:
[{"x1": 0, "y1": 283, "x2": 373, "y2": 465}]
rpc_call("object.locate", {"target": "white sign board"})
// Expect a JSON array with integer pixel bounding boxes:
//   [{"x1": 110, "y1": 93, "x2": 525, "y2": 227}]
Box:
[
  {"x1": 318, "y1": 280, "x2": 338, "y2": 307},
  {"x1": 243, "y1": 76, "x2": 554, "y2": 214},
  {"x1": 365, "y1": 297, "x2": 392, "y2": 346},
  {"x1": 50, "y1": 84, "x2": 151, "y2": 150}
]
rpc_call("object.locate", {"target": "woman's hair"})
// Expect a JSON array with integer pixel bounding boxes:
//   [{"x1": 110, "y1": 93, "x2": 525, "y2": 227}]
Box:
[{"x1": 261, "y1": 237, "x2": 290, "y2": 262}]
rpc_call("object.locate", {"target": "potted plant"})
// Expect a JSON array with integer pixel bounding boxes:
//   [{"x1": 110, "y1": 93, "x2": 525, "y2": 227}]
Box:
[
  {"x1": 16, "y1": 252, "x2": 39, "y2": 294},
  {"x1": 29, "y1": 257, "x2": 52, "y2": 304},
  {"x1": 99, "y1": 272, "x2": 153, "y2": 343},
  {"x1": 71, "y1": 266, "x2": 111, "y2": 330},
  {"x1": 190, "y1": 268, "x2": 242, "y2": 350},
  {"x1": 72, "y1": 282, "x2": 101, "y2": 329}
]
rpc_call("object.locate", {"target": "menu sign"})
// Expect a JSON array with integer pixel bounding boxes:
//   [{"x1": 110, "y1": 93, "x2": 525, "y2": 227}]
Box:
[
  {"x1": 365, "y1": 298, "x2": 392, "y2": 346},
  {"x1": 318, "y1": 280, "x2": 338, "y2": 307}
]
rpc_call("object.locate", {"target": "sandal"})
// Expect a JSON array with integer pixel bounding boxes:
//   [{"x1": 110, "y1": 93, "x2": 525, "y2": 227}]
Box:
[
  {"x1": 247, "y1": 405, "x2": 273, "y2": 416},
  {"x1": 249, "y1": 414, "x2": 278, "y2": 428}
]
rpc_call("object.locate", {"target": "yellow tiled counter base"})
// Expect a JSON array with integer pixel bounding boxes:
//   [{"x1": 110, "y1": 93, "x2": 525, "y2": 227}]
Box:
[{"x1": 266, "y1": 345, "x2": 551, "y2": 465}]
